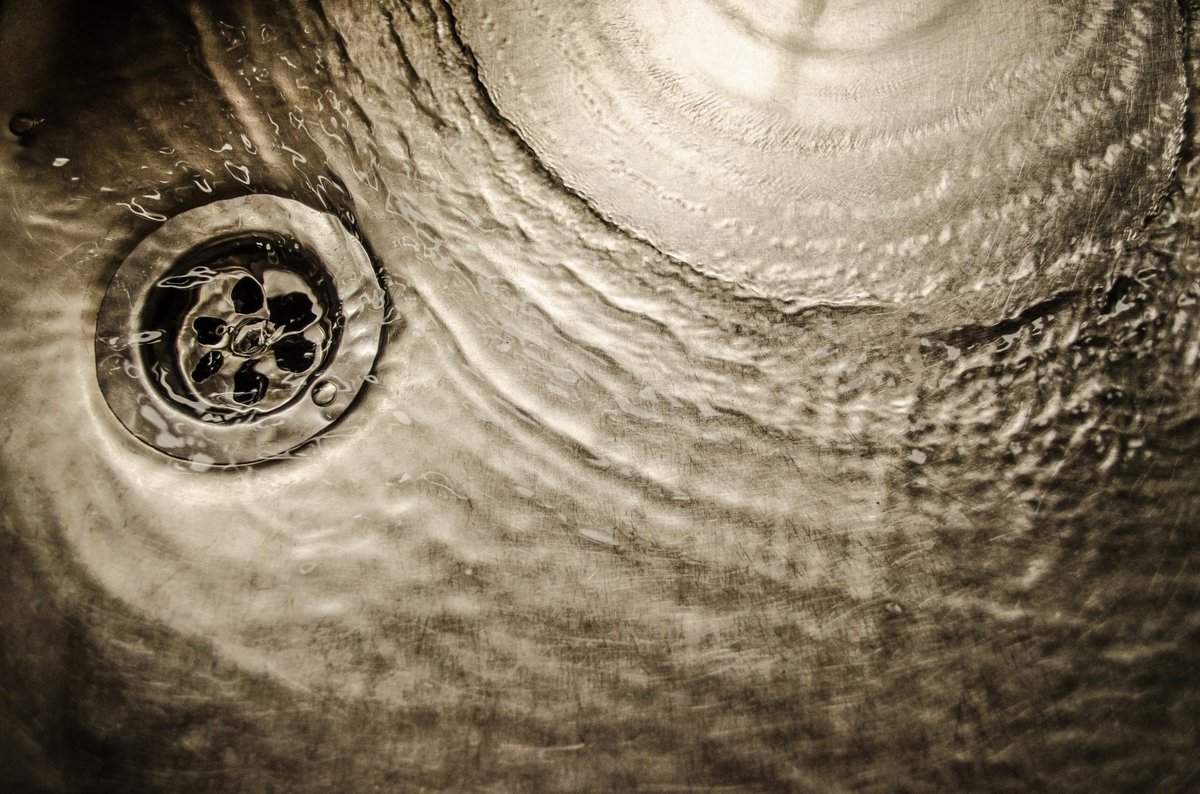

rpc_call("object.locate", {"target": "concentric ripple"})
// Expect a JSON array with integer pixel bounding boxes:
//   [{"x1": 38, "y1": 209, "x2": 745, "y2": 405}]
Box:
[{"x1": 453, "y1": 0, "x2": 1187, "y2": 321}]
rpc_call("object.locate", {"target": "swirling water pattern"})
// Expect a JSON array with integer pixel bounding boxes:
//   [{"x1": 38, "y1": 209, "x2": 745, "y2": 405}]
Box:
[
  {"x1": 0, "y1": 1, "x2": 1198, "y2": 791},
  {"x1": 456, "y1": 0, "x2": 1186, "y2": 320}
]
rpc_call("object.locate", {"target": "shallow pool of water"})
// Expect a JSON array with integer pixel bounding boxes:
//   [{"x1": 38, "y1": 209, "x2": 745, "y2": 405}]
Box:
[{"x1": 1, "y1": 1, "x2": 1198, "y2": 791}]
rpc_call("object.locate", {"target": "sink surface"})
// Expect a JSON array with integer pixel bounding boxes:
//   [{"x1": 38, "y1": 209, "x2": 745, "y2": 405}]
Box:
[{"x1": 1, "y1": 1, "x2": 1198, "y2": 791}]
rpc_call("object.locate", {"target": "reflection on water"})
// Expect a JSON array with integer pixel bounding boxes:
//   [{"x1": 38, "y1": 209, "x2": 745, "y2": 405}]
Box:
[
  {"x1": 0, "y1": 1, "x2": 1198, "y2": 791},
  {"x1": 456, "y1": 0, "x2": 1186, "y2": 321}
]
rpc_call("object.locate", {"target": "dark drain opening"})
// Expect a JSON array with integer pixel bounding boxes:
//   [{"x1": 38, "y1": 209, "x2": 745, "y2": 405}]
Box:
[
  {"x1": 138, "y1": 236, "x2": 342, "y2": 420},
  {"x1": 95, "y1": 195, "x2": 386, "y2": 466}
]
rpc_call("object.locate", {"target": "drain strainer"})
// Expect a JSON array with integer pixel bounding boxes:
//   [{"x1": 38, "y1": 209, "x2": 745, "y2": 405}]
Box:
[{"x1": 95, "y1": 195, "x2": 385, "y2": 466}]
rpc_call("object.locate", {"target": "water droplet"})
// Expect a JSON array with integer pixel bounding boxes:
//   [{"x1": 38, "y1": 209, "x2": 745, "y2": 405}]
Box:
[
  {"x1": 8, "y1": 113, "x2": 39, "y2": 136},
  {"x1": 311, "y1": 380, "x2": 337, "y2": 406}
]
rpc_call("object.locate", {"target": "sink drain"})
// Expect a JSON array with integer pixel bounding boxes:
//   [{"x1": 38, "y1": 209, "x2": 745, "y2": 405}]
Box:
[{"x1": 95, "y1": 195, "x2": 385, "y2": 466}]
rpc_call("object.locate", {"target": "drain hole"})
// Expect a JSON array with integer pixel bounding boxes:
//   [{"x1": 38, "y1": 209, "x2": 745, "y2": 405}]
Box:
[
  {"x1": 95, "y1": 195, "x2": 386, "y2": 465},
  {"x1": 273, "y1": 336, "x2": 317, "y2": 373},
  {"x1": 268, "y1": 291, "x2": 317, "y2": 333},
  {"x1": 232, "y1": 275, "x2": 265, "y2": 314},
  {"x1": 232, "y1": 361, "x2": 269, "y2": 406},
  {"x1": 192, "y1": 316, "x2": 227, "y2": 346},
  {"x1": 161, "y1": 247, "x2": 334, "y2": 416},
  {"x1": 190, "y1": 350, "x2": 224, "y2": 383}
]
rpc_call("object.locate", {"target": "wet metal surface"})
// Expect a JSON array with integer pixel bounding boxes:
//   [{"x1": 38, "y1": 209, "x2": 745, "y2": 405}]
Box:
[{"x1": 1, "y1": 1, "x2": 1199, "y2": 791}]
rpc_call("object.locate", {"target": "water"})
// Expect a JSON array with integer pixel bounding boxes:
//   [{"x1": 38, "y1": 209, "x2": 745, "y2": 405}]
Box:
[
  {"x1": 0, "y1": 1, "x2": 1198, "y2": 791},
  {"x1": 454, "y1": 0, "x2": 1186, "y2": 322}
]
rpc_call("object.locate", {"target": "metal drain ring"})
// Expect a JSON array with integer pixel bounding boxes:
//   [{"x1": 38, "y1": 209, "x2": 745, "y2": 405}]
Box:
[{"x1": 95, "y1": 195, "x2": 385, "y2": 466}]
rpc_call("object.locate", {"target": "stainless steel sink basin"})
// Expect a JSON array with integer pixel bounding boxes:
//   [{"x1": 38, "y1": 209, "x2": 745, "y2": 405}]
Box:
[{"x1": 1, "y1": 1, "x2": 1197, "y2": 791}]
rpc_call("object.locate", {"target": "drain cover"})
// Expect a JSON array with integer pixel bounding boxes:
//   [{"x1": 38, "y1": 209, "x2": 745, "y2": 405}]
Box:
[{"x1": 95, "y1": 195, "x2": 385, "y2": 466}]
